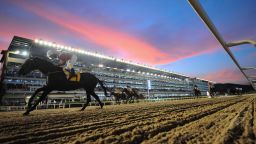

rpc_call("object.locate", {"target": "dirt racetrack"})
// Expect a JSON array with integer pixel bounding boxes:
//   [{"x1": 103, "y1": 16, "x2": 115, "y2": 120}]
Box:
[{"x1": 0, "y1": 94, "x2": 255, "y2": 144}]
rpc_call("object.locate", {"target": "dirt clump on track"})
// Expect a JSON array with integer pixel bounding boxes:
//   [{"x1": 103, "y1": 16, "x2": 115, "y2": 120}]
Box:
[{"x1": 0, "y1": 94, "x2": 255, "y2": 144}]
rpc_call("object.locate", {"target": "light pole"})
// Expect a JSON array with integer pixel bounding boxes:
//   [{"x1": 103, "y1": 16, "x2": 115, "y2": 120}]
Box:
[{"x1": 147, "y1": 80, "x2": 151, "y2": 99}]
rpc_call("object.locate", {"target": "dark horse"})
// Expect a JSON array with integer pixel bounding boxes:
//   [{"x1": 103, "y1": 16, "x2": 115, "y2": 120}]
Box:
[
  {"x1": 110, "y1": 88, "x2": 127, "y2": 104},
  {"x1": 130, "y1": 88, "x2": 145, "y2": 100},
  {"x1": 209, "y1": 86, "x2": 216, "y2": 97},
  {"x1": 122, "y1": 88, "x2": 135, "y2": 102},
  {"x1": 193, "y1": 87, "x2": 201, "y2": 98},
  {"x1": 122, "y1": 88, "x2": 144, "y2": 102},
  {"x1": 18, "y1": 57, "x2": 109, "y2": 115}
]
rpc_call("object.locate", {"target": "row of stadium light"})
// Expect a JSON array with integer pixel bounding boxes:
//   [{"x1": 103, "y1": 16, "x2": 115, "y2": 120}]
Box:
[
  {"x1": 97, "y1": 64, "x2": 181, "y2": 80},
  {"x1": 34, "y1": 39, "x2": 213, "y2": 83},
  {"x1": 34, "y1": 39, "x2": 115, "y2": 61}
]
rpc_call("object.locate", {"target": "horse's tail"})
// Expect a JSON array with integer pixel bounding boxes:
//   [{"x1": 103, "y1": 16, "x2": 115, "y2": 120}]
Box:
[{"x1": 97, "y1": 78, "x2": 110, "y2": 97}]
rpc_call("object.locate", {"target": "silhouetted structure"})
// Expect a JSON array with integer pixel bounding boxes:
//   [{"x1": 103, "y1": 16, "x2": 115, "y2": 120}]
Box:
[{"x1": 214, "y1": 83, "x2": 254, "y2": 95}]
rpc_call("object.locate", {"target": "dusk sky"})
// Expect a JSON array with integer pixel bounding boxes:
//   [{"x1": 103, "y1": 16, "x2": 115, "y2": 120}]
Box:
[{"x1": 0, "y1": 0, "x2": 255, "y2": 84}]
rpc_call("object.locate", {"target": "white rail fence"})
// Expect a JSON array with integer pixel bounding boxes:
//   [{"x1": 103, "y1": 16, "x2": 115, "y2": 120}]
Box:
[{"x1": 0, "y1": 96, "x2": 205, "y2": 112}]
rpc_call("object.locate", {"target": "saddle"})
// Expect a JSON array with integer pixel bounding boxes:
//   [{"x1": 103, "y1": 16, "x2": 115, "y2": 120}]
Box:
[{"x1": 63, "y1": 68, "x2": 81, "y2": 82}]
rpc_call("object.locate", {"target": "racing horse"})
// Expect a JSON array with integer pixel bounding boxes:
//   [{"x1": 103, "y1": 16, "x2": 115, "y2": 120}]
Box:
[
  {"x1": 131, "y1": 88, "x2": 145, "y2": 100},
  {"x1": 122, "y1": 87, "x2": 145, "y2": 102},
  {"x1": 209, "y1": 86, "x2": 216, "y2": 97},
  {"x1": 110, "y1": 88, "x2": 127, "y2": 104},
  {"x1": 18, "y1": 57, "x2": 109, "y2": 115},
  {"x1": 193, "y1": 86, "x2": 201, "y2": 98},
  {"x1": 122, "y1": 88, "x2": 136, "y2": 103}
]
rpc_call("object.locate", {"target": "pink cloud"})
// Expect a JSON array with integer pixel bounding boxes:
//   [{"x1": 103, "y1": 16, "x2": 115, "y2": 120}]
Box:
[
  {"x1": 202, "y1": 68, "x2": 248, "y2": 84},
  {"x1": 9, "y1": 1, "x2": 176, "y2": 65},
  {"x1": 0, "y1": 17, "x2": 74, "y2": 51},
  {"x1": 9, "y1": 1, "x2": 222, "y2": 66},
  {"x1": 163, "y1": 28, "x2": 222, "y2": 60},
  {"x1": 0, "y1": 42, "x2": 8, "y2": 51},
  {"x1": 0, "y1": 24, "x2": 34, "y2": 51}
]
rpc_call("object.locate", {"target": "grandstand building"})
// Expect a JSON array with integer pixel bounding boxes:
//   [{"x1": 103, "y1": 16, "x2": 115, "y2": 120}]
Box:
[{"x1": 0, "y1": 36, "x2": 211, "y2": 105}]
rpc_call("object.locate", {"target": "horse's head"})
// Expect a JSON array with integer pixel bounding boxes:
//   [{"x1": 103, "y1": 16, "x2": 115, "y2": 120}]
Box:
[
  {"x1": 19, "y1": 57, "x2": 61, "y2": 76},
  {"x1": 18, "y1": 57, "x2": 37, "y2": 75}
]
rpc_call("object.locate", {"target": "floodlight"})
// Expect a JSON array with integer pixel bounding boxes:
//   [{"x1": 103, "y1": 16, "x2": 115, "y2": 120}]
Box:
[
  {"x1": 52, "y1": 43, "x2": 57, "y2": 48},
  {"x1": 35, "y1": 39, "x2": 39, "y2": 43},
  {"x1": 21, "y1": 51, "x2": 29, "y2": 56},
  {"x1": 14, "y1": 50, "x2": 20, "y2": 54},
  {"x1": 39, "y1": 40, "x2": 43, "y2": 45}
]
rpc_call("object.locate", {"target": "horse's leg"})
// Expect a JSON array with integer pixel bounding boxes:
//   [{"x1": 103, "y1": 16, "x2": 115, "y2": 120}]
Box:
[
  {"x1": 27, "y1": 87, "x2": 45, "y2": 109},
  {"x1": 23, "y1": 90, "x2": 51, "y2": 116},
  {"x1": 124, "y1": 93, "x2": 129, "y2": 104},
  {"x1": 116, "y1": 97, "x2": 119, "y2": 105},
  {"x1": 128, "y1": 96, "x2": 132, "y2": 103},
  {"x1": 80, "y1": 92, "x2": 91, "y2": 111},
  {"x1": 127, "y1": 94, "x2": 131, "y2": 103},
  {"x1": 133, "y1": 91, "x2": 139, "y2": 102},
  {"x1": 118, "y1": 95, "x2": 122, "y2": 105},
  {"x1": 129, "y1": 93, "x2": 133, "y2": 103},
  {"x1": 124, "y1": 92, "x2": 129, "y2": 103},
  {"x1": 129, "y1": 94, "x2": 134, "y2": 103},
  {"x1": 44, "y1": 96, "x2": 48, "y2": 104},
  {"x1": 115, "y1": 96, "x2": 119, "y2": 105},
  {"x1": 119, "y1": 98, "x2": 121, "y2": 105},
  {"x1": 129, "y1": 96, "x2": 132, "y2": 103},
  {"x1": 91, "y1": 91, "x2": 104, "y2": 109}
]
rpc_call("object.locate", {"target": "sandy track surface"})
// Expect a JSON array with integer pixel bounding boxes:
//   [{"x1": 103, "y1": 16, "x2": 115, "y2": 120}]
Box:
[{"x1": 0, "y1": 94, "x2": 255, "y2": 144}]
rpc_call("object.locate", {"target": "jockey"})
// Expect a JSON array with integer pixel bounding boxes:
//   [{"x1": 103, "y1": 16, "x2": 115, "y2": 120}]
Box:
[{"x1": 47, "y1": 49, "x2": 77, "y2": 80}]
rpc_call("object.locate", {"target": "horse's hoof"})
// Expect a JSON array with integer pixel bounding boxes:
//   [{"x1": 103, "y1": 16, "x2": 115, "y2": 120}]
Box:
[
  {"x1": 23, "y1": 112, "x2": 29, "y2": 116},
  {"x1": 96, "y1": 106, "x2": 103, "y2": 109},
  {"x1": 79, "y1": 109, "x2": 85, "y2": 111}
]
